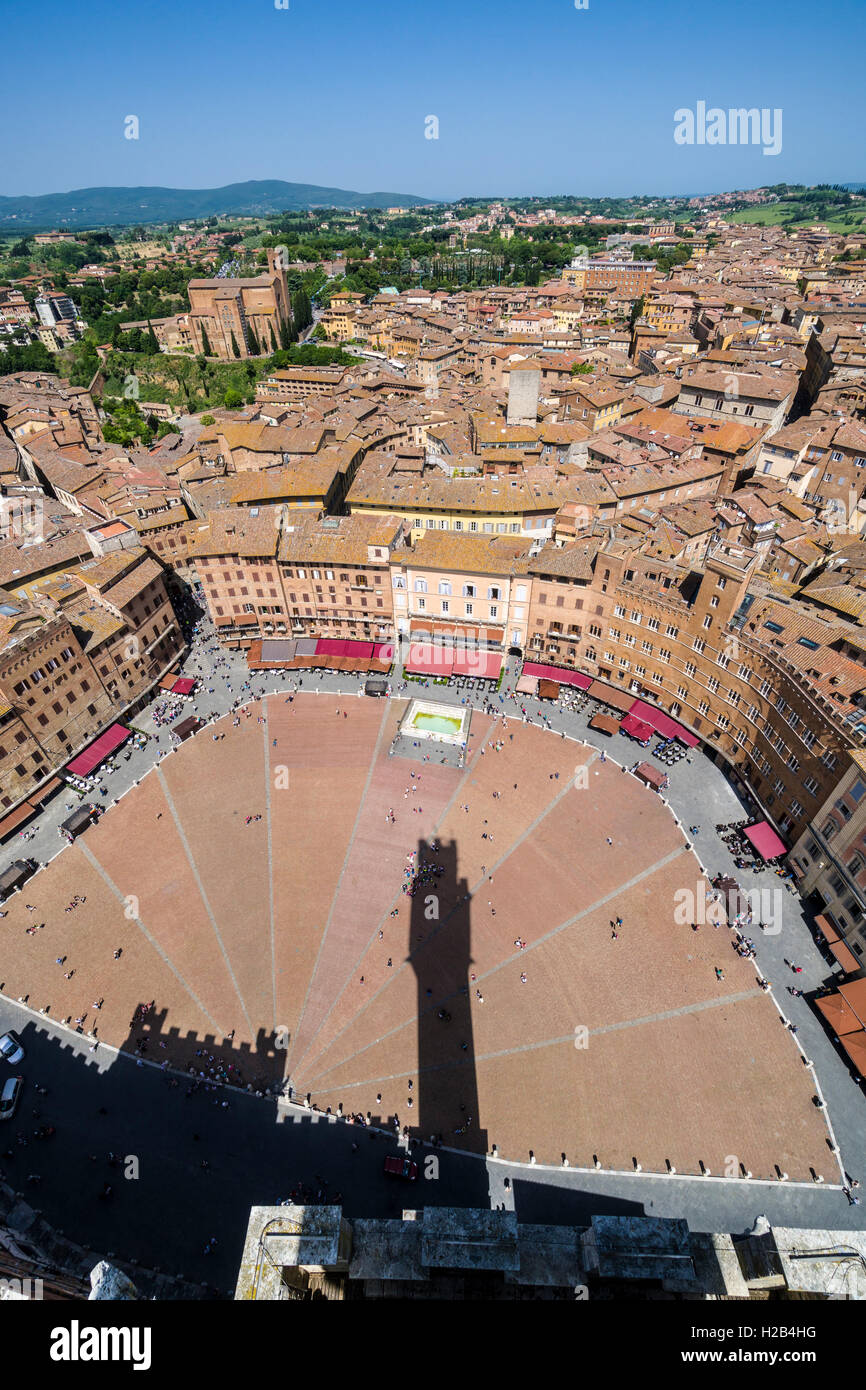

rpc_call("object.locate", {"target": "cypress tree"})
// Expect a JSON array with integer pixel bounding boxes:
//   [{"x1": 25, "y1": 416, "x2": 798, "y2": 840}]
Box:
[
  {"x1": 248, "y1": 324, "x2": 261, "y2": 356},
  {"x1": 269, "y1": 323, "x2": 278, "y2": 352},
  {"x1": 200, "y1": 325, "x2": 212, "y2": 356},
  {"x1": 230, "y1": 331, "x2": 241, "y2": 359}
]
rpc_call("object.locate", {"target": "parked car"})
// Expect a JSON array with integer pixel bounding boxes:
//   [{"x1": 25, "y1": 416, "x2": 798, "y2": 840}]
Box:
[
  {"x1": 0, "y1": 1075, "x2": 23, "y2": 1121},
  {"x1": 0, "y1": 1031, "x2": 24, "y2": 1066},
  {"x1": 384, "y1": 1154, "x2": 418, "y2": 1181}
]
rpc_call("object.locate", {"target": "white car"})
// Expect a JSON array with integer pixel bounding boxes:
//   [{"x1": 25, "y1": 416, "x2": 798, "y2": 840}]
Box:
[
  {"x1": 0, "y1": 1031, "x2": 24, "y2": 1066},
  {"x1": 0, "y1": 1075, "x2": 23, "y2": 1121}
]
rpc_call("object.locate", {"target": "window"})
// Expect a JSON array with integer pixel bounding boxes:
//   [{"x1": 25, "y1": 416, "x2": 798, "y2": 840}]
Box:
[
  {"x1": 647, "y1": 617, "x2": 660, "y2": 632},
  {"x1": 441, "y1": 600, "x2": 449, "y2": 614},
  {"x1": 614, "y1": 604, "x2": 626, "y2": 618},
  {"x1": 665, "y1": 625, "x2": 679, "y2": 638},
  {"x1": 417, "y1": 597, "x2": 426, "y2": 610},
  {"x1": 465, "y1": 603, "x2": 473, "y2": 616},
  {"x1": 463, "y1": 584, "x2": 476, "y2": 598},
  {"x1": 698, "y1": 700, "x2": 709, "y2": 715},
  {"x1": 489, "y1": 605, "x2": 498, "y2": 619},
  {"x1": 804, "y1": 777, "x2": 819, "y2": 796},
  {"x1": 487, "y1": 587, "x2": 501, "y2": 601},
  {"x1": 685, "y1": 661, "x2": 696, "y2": 678},
  {"x1": 707, "y1": 677, "x2": 719, "y2": 693},
  {"x1": 438, "y1": 581, "x2": 452, "y2": 596},
  {"x1": 693, "y1": 638, "x2": 705, "y2": 653},
  {"x1": 414, "y1": 579, "x2": 428, "y2": 593},
  {"x1": 702, "y1": 616, "x2": 712, "y2": 629}
]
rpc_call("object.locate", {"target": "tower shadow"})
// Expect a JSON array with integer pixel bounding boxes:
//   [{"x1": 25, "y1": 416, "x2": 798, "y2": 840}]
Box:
[{"x1": 382, "y1": 835, "x2": 492, "y2": 1207}]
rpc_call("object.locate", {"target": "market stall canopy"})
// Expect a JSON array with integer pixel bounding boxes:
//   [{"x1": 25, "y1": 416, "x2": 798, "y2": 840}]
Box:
[
  {"x1": 0, "y1": 860, "x2": 34, "y2": 896},
  {"x1": 62, "y1": 807, "x2": 95, "y2": 837},
  {"x1": 516, "y1": 675, "x2": 538, "y2": 696},
  {"x1": 816, "y1": 991, "x2": 863, "y2": 1036},
  {"x1": 171, "y1": 677, "x2": 196, "y2": 696},
  {"x1": 838, "y1": 1028, "x2": 866, "y2": 1078},
  {"x1": 827, "y1": 936, "x2": 862, "y2": 976},
  {"x1": 743, "y1": 821, "x2": 787, "y2": 860},
  {"x1": 173, "y1": 716, "x2": 201, "y2": 742},
  {"x1": 633, "y1": 761, "x2": 666, "y2": 790},
  {"x1": 589, "y1": 712, "x2": 620, "y2": 736},
  {"x1": 537, "y1": 679, "x2": 561, "y2": 700},
  {"x1": 67, "y1": 724, "x2": 130, "y2": 778}
]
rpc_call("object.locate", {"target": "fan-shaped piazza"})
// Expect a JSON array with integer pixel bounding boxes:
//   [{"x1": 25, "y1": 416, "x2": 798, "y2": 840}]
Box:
[{"x1": 1, "y1": 694, "x2": 830, "y2": 1179}]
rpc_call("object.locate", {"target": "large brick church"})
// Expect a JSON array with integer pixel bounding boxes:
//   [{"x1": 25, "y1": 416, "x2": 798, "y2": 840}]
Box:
[{"x1": 188, "y1": 249, "x2": 292, "y2": 359}]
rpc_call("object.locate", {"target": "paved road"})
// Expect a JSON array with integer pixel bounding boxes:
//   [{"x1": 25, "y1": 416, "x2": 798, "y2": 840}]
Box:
[{"x1": 2, "y1": 624, "x2": 865, "y2": 1291}]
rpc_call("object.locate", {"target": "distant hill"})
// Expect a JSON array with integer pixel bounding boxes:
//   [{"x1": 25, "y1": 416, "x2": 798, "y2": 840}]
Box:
[{"x1": 0, "y1": 180, "x2": 434, "y2": 230}]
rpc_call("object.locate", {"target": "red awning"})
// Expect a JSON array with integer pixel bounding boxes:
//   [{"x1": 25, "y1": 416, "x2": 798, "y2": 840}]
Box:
[
  {"x1": 452, "y1": 650, "x2": 502, "y2": 679},
  {"x1": 171, "y1": 677, "x2": 196, "y2": 696},
  {"x1": 405, "y1": 643, "x2": 454, "y2": 677},
  {"x1": 315, "y1": 638, "x2": 375, "y2": 658},
  {"x1": 522, "y1": 663, "x2": 592, "y2": 689},
  {"x1": 743, "y1": 821, "x2": 787, "y2": 860},
  {"x1": 621, "y1": 713, "x2": 655, "y2": 742},
  {"x1": 372, "y1": 642, "x2": 396, "y2": 663},
  {"x1": 67, "y1": 724, "x2": 130, "y2": 777},
  {"x1": 628, "y1": 698, "x2": 699, "y2": 746}
]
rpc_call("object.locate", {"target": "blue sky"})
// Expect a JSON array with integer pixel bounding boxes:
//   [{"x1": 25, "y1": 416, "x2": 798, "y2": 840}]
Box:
[{"x1": 2, "y1": 0, "x2": 864, "y2": 200}]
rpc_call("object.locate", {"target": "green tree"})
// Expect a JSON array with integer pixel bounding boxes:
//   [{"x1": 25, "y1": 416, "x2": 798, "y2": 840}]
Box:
[
  {"x1": 230, "y1": 331, "x2": 241, "y2": 359},
  {"x1": 223, "y1": 387, "x2": 244, "y2": 409},
  {"x1": 247, "y1": 324, "x2": 261, "y2": 356},
  {"x1": 200, "y1": 325, "x2": 212, "y2": 356}
]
